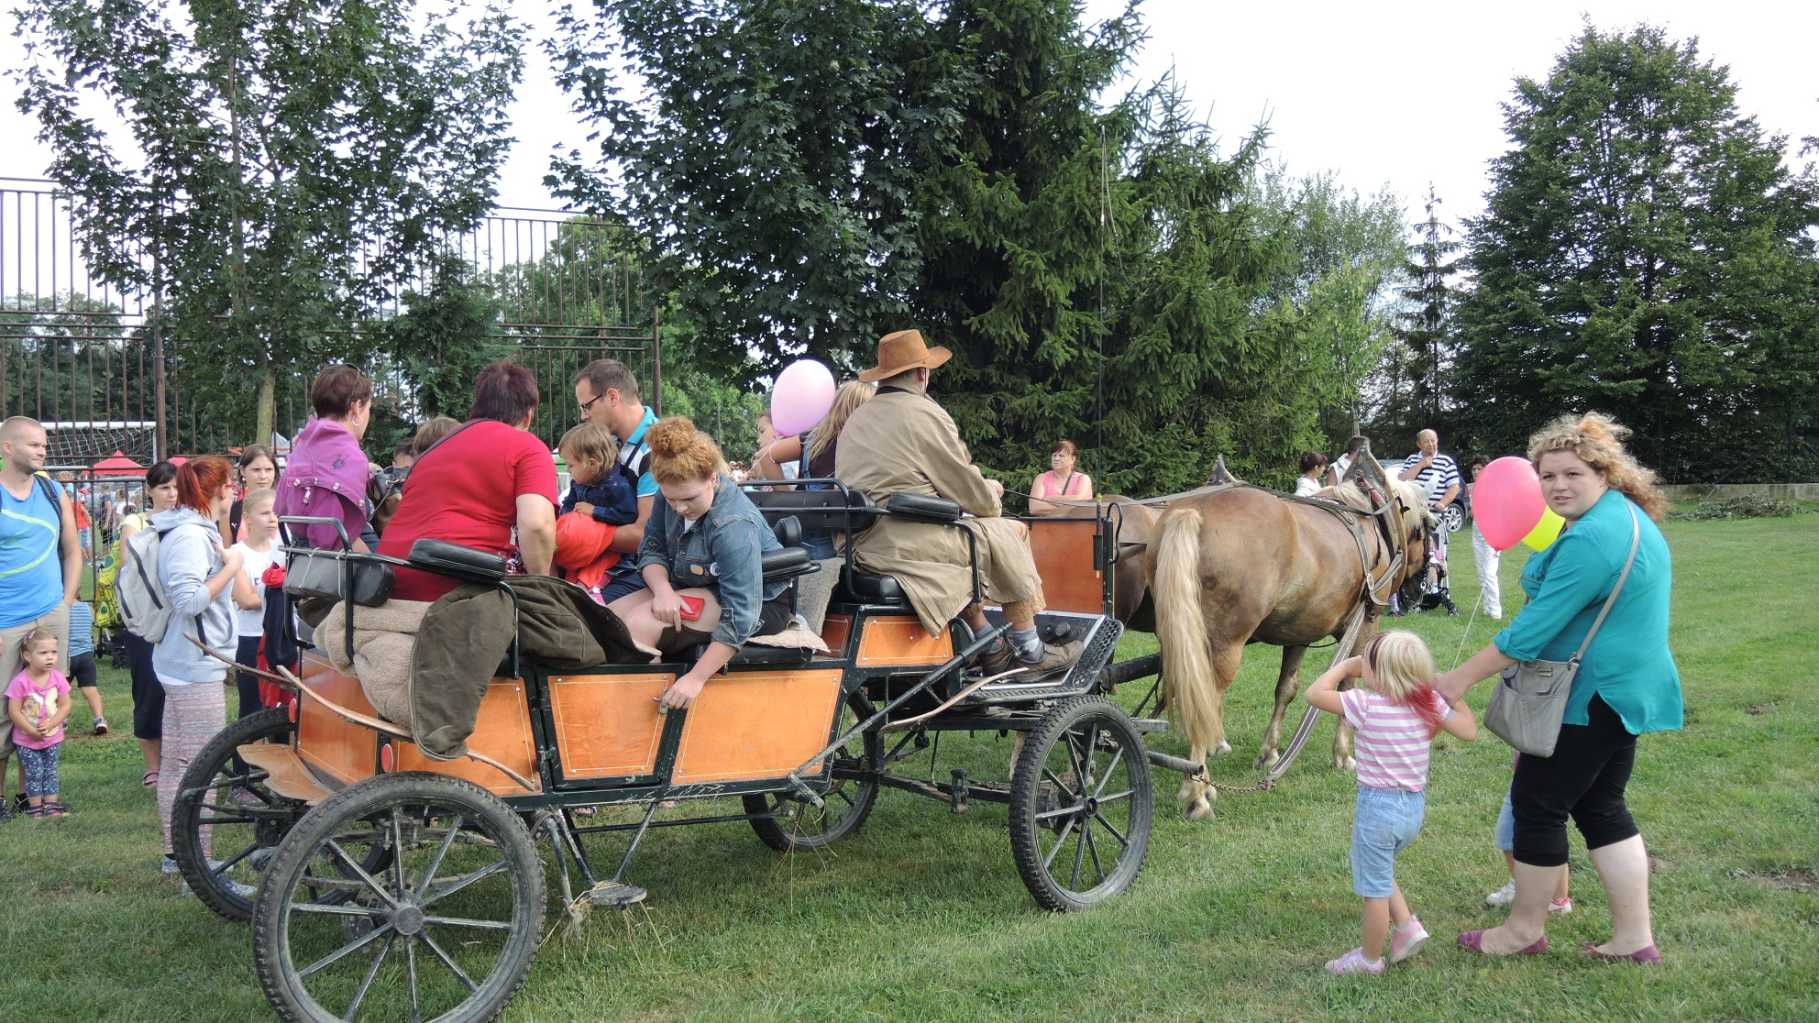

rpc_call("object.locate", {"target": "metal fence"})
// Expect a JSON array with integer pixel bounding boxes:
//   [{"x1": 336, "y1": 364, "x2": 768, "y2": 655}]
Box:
[{"x1": 1, "y1": 178, "x2": 659, "y2": 460}]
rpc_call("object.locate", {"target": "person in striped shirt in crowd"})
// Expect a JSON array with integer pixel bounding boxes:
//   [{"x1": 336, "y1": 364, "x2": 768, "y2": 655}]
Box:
[
  {"x1": 1304, "y1": 631, "x2": 1478, "y2": 975},
  {"x1": 64, "y1": 599, "x2": 106, "y2": 735},
  {"x1": 1398, "y1": 429, "x2": 1462, "y2": 513}
]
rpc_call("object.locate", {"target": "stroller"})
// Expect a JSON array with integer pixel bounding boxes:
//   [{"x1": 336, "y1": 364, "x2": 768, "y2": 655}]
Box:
[{"x1": 1399, "y1": 518, "x2": 1458, "y2": 615}]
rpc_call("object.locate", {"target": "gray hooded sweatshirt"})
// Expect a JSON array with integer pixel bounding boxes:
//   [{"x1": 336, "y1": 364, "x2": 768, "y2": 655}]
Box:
[{"x1": 149, "y1": 506, "x2": 239, "y2": 685}]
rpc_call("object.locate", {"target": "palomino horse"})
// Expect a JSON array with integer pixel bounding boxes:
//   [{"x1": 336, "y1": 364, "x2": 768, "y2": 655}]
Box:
[{"x1": 1144, "y1": 474, "x2": 1434, "y2": 820}]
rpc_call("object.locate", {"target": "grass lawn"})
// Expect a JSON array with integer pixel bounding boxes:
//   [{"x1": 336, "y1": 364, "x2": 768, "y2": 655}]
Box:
[{"x1": 3, "y1": 514, "x2": 1816, "y2": 1022}]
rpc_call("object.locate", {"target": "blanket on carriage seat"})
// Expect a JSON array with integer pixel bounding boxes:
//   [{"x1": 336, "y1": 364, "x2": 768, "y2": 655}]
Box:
[
  {"x1": 413, "y1": 575, "x2": 645, "y2": 760},
  {"x1": 315, "y1": 575, "x2": 645, "y2": 760}
]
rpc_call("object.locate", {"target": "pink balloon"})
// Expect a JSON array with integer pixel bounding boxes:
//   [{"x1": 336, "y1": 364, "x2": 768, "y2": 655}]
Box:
[
  {"x1": 770, "y1": 359, "x2": 836, "y2": 436},
  {"x1": 1472, "y1": 456, "x2": 1546, "y2": 551}
]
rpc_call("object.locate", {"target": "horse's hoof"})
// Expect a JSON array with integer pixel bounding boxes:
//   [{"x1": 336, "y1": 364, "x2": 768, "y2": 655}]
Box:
[
  {"x1": 1332, "y1": 755, "x2": 1356, "y2": 772},
  {"x1": 1254, "y1": 749, "x2": 1280, "y2": 770},
  {"x1": 1186, "y1": 798, "x2": 1215, "y2": 821},
  {"x1": 1214, "y1": 740, "x2": 1232, "y2": 756}
]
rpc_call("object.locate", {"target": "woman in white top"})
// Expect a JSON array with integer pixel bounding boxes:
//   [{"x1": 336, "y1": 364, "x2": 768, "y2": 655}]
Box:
[
  {"x1": 1295, "y1": 451, "x2": 1329, "y2": 497},
  {"x1": 1028, "y1": 439, "x2": 1094, "y2": 515}
]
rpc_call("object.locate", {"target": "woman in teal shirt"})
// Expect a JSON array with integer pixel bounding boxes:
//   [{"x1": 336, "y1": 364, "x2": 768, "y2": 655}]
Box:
[{"x1": 1437, "y1": 413, "x2": 1681, "y2": 964}]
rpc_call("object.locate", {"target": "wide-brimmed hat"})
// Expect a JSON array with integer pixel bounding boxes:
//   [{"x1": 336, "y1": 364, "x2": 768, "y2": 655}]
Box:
[{"x1": 857, "y1": 329, "x2": 952, "y2": 382}]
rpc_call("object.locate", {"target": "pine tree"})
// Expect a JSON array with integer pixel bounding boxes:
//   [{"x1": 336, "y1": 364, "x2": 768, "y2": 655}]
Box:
[
  {"x1": 1391, "y1": 186, "x2": 1459, "y2": 431},
  {"x1": 1452, "y1": 24, "x2": 1819, "y2": 480}
]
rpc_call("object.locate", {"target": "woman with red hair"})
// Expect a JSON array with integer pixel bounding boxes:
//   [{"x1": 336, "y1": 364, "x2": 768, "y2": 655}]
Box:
[{"x1": 149, "y1": 455, "x2": 250, "y2": 893}]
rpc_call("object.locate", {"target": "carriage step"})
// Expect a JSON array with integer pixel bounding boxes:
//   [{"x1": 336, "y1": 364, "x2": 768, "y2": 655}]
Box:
[
  {"x1": 237, "y1": 743, "x2": 335, "y2": 804},
  {"x1": 586, "y1": 880, "x2": 648, "y2": 908},
  {"x1": 1128, "y1": 717, "x2": 1169, "y2": 735}
]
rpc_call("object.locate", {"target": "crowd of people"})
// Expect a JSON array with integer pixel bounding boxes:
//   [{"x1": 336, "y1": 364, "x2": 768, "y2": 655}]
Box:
[{"x1": 0, "y1": 332, "x2": 1682, "y2": 972}]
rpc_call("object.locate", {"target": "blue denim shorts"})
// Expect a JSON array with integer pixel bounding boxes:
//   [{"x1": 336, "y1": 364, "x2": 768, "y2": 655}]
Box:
[
  {"x1": 1493, "y1": 788, "x2": 1516, "y2": 853},
  {"x1": 1352, "y1": 785, "x2": 1425, "y2": 898}
]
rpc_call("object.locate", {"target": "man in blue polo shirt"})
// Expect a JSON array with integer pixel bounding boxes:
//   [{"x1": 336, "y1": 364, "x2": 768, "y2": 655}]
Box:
[
  {"x1": 0, "y1": 417, "x2": 82, "y2": 821},
  {"x1": 573, "y1": 359, "x2": 660, "y2": 603}
]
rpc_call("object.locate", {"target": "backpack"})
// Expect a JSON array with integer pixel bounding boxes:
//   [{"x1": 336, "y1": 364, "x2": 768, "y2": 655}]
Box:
[{"x1": 117, "y1": 522, "x2": 181, "y2": 641}]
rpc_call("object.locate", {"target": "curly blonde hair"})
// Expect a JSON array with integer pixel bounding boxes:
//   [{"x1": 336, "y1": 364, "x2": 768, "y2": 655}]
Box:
[
  {"x1": 646, "y1": 416, "x2": 728, "y2": 485},
  {"x1": 1526, "y1": 412, "x2": 1667, "y2": 522}
]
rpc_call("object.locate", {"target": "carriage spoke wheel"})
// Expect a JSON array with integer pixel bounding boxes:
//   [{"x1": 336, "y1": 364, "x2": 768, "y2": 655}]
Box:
[
  {"x1": 745, "y1": 692, "x2": 881, "y2": 851},
  {"x1": 253, "y1": 773, "x2": 545, "y2": 1023},
  {"x1": 172, "y1": 707, "x2": 394, "y2": 922},
  {"x1": 1009, "y1": 696, "x2": 1153, "y2": 911}
]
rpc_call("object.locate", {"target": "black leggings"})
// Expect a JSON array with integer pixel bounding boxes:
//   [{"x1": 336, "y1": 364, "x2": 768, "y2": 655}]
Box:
[
  {"x1": 1510, "y1": 694, "x2": 1640, "y2": 867},
  {"x1": 234, "y1": 634, "x2": 265, "y2": 721},
  {"x1": 126, "y1": 631, "x2": 163, "y2": 740}
]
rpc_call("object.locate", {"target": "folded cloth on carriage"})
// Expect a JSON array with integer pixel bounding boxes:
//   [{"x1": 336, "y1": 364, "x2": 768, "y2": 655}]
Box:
[
  {"x1": 411, "y1": 575, "x2": 645, "y2": 760},
  {"x1": 317, "y1": 598, "x2": 433, "y2": 727}
]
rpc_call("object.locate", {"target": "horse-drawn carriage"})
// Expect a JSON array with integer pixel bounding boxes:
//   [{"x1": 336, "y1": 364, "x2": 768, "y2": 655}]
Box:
[{"x1": 169, "y1": 482, "x2": 1182, "y2": 1023}]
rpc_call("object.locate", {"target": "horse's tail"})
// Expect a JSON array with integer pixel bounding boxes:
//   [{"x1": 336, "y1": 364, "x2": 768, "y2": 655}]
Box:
[{"x1": 1153, "y1": 505, "x2": 1223, "y2": 753}]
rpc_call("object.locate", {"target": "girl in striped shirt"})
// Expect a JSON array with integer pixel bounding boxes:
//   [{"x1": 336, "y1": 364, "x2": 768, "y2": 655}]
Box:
[{"x1": 1305, "y1": 630, "x2": 1477, "y2": 974}]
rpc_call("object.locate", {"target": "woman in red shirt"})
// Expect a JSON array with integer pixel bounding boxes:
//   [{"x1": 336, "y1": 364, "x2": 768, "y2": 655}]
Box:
[{"x1": 378, "y1": 362, "x2": 558, "y2": 602}]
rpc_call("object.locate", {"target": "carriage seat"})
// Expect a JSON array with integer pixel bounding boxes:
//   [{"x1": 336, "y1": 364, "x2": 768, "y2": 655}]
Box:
[
  {"x1": 837, "y1": 565, "x2": 908, "y2": 607},
  {"x1": 407, "y1": 539, "x2": 507, "y2": 585}
]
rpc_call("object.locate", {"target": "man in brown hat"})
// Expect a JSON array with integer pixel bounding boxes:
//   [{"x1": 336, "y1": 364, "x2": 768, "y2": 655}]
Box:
[{"x1": 835, "y1": 330, "x2": 1079, "y2": 675}]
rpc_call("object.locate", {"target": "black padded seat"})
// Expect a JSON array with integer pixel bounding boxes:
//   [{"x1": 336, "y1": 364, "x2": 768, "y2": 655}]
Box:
[
  {"x1": 838, "y1": 564, "x2": 909, "y2": 606},
  {"x1": 726, "y1": 644, "x2": 813, "y2": 668}
]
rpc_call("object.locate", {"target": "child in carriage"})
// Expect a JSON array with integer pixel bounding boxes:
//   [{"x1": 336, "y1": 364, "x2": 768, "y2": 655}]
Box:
[
  {"x1": 553, "y1": 423, "x2": 641, "y2": 603},
  {"x1": 1303, "y1": 630, "x2": 1477, "y2": 974}
]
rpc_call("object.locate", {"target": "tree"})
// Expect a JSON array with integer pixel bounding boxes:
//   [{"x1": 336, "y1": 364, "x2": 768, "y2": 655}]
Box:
[
  {"x1": 1451, "y1": 24, "x2": 1819, "y2": 480},
  {"x1": 553, "y1": 1, "x2": 1383, "y2": 496},
  {"x1": 1387, "y1": 186, "x2": 1459, "y2": 432},
  {"x1": 14, "y1": 0, "x2": 526, "y2": 450}
]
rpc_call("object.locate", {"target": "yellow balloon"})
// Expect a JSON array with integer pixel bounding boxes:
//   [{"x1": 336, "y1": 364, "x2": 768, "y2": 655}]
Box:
[{"x1": 1521, "y1": 508, "x2": 1565, "y2": 551}]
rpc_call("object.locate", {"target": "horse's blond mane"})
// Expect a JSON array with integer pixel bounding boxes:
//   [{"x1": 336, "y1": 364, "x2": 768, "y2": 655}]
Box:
[{"x1": 1312, "y1": 479, "x2": 1435, "y2": 534}]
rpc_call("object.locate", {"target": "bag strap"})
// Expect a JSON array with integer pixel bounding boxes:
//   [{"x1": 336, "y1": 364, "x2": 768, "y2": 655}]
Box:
[{"x1": 1569, "y1": 504, "x2": 1641, "y2": 666}]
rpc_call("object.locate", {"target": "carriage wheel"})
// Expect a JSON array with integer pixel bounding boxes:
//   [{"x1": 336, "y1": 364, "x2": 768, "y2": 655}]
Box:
[
  {"x1": 1008, "y1": 696, "x2": 1153, "y2": 911},
  {"x1": 170, "y1": 708, "x2": 392, "y2": 922},
  {"x1": 745, "y1": 692, "x2": 881, "y2": 851},
  {"x1": 1441, "y1": 503, "x2": 1465, "y2": 534},
  {"x1": 252, "y1": 773, "x2": 545, "y2": 1023}
]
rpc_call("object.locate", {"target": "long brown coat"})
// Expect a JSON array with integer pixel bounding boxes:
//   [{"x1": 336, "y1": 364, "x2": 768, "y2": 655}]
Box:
[{"x1": 835, "y1": 388, "x2": 1044, "y2": 636}]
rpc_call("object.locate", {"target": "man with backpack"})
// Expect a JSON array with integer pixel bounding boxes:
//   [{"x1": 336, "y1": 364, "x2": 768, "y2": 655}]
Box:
[{"x1": 0, "y1": 417, "x2": 82, "y2": 822}]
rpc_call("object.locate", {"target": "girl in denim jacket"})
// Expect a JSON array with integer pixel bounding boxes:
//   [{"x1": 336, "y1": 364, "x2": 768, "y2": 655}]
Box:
[{"x1": 609, "y1": 418, "x2": 787, "y2": 710}]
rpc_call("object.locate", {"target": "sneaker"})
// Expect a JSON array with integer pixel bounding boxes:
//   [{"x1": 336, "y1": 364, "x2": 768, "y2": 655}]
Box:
[
  {"x1": 92, "y1": 716, "x2": 110, "y2": 736},
  {"x1": 1485, "y1": 880, "x2": 1516, "y2": 906},
  {"x1": 973, "y1": 639, "x2": 1017, "y2": 676},
  {"x1": 0, "y1": 799, "x2": 12, "y2": 824},
  {"x1": 180, "y1": 877, "x2": 257, "y2": 900},
  {"x1": 1389, "y1": 917, "x2": 1430, "y2": 963},
  {"x1": 11, "y1": 794, "x2": 25, "y2": 816},
  {"x1": 1323, "y1": 948, "x2": 1385, "y2": 975},
  {"x1": 1549, "y1": 897, "x2": 1573, "y2": 915},
  {"x1": 1017, "y1": 639, "x2": 1083, "y2": 676}
]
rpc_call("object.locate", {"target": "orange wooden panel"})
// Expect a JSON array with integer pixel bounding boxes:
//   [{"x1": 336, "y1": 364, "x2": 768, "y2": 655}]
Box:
[
  {"x1": 820, "y1": 613, "x2": 852, "y2": 655},
  {"x1": 393, "y1": 679, "x2": 542, "y2": 795},
  {"x1": 1029, "y1": 518, "x2": 1104, "y2": 613},
  {"x1": 296, "y1": 657, "x2": 379, "y2": 788},
  {"x1": 548, "y1": 673, "x2": 672, "y2": 779},
  {"x1": 672, "y1": 669, "x2": 843, "y2": 784},
  {"x1": 856, "y1": 615, "x2": 953, "y2": 667}
]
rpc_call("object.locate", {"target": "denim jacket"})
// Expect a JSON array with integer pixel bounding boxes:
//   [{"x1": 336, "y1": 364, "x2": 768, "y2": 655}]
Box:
[{"x1": 635, "y1": 474, "x2": 785, "y2": 648}]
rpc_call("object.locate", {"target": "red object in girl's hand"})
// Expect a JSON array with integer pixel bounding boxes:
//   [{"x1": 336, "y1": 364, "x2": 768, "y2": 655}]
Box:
[
  {"x1": 262, "y1": 563, "x2": 287, "y2": 588},
  {"x1": 679, "y1": 595, "x2": 705, "y2": 622}
]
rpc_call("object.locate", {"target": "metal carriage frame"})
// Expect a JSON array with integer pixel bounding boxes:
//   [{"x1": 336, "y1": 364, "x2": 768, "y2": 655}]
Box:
[{"x1": 173, "y1": 482, "x2": 1184, "y2": 1023}]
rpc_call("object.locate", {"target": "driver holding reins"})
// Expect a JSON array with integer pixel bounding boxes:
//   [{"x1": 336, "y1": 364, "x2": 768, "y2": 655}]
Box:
[{"x1": 835, "y1": 329, "x2": 1079, "y2": 676}]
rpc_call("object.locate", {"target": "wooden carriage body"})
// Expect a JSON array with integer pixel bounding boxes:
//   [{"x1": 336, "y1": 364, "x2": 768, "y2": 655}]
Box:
[{"x1": 258, "y1": 506, "x2": 1127, "y2": 810}]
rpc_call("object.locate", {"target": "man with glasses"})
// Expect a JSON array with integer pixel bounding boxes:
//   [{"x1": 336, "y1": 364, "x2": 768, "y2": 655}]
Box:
[{"x1": 573, "y1": 360, "x2": 660, "y2": 603}]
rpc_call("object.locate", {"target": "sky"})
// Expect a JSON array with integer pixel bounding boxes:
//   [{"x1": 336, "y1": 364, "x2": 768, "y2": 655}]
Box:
[{"x1": 2, "y1": 0, "x2": 1815, "y2": 234}]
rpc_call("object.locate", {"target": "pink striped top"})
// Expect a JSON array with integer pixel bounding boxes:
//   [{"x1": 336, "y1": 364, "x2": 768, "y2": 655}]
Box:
[{"x1": 1340, "y1": 688, "x2": 1450, "y2": 792}]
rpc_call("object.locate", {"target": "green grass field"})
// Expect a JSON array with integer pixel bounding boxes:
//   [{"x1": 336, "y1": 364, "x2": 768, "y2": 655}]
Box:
[{"x1": 4, "y1": 515, "x2": 1816, "y2": 1022}]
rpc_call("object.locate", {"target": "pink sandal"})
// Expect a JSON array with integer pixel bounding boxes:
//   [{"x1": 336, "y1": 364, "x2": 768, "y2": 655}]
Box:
[
  {"x1": 1582, "y1": 941, "x2": 1661, "y2": 964},
  {"x1": 1457, "y1": 929, "x2": 1548, "y2": 956}
]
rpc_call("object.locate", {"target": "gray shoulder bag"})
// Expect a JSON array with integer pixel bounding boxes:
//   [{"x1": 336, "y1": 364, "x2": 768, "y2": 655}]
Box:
[{"x1": 1485, "y1": 505, "x2": 1640, "y2": 757}]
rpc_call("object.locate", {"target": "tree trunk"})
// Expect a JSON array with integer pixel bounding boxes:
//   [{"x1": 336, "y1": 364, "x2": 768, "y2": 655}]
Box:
[{"x1": 255, "y1": 361, "x2": 275, "y2": 450}]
